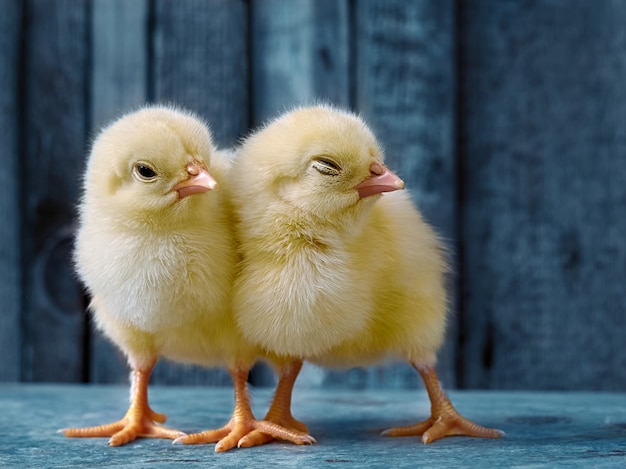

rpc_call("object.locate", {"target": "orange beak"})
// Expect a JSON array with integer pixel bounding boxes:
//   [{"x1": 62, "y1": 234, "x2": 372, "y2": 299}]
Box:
[
  {"x1": 173, "y1": 163, "x2": 218, "y2": 198},
  {"x1": 354, "y1": 162, "x2": 404, "y2": 199}
]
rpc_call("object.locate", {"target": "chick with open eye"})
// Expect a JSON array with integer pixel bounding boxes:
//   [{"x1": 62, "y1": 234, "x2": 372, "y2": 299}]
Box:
[
  {"x1": 229, "y1": 105, "x2": 503, "y2": 447},
  {"x1": 61, "y1": 105, "x2": 312, "y2": 452}
]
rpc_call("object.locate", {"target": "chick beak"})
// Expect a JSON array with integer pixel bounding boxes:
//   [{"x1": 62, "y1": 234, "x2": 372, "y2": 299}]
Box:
[
  {"x1": 173, "y1": 163, "x2": 218, "y2": 199},
  {"x1": 355, "y1": 162, "x2": 405, "y2": 199}
]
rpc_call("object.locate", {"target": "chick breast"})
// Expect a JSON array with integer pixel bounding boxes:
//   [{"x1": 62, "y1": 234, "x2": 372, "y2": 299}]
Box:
[
  {"x1": 231, "y1": 105, "x2": 448, "y2": 368},
  {"x1": 75, "y1": 105, "x2": 252, "y2": 369}
]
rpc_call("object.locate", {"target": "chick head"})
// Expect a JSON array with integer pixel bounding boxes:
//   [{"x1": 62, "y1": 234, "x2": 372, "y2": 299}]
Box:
[
  {"x1": 85, "y1": 105, "x2": 218, "y2": 224},
  {"x1": 234, "y1": 105, "x2": 404, "y2": 222}
]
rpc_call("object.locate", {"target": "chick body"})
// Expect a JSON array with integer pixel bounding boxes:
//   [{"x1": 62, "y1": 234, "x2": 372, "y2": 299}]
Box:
[
  {"x1": 236, "y1": 191, "x2": 447, "y2": 366},
  {"x1": 231, "y1": 105, "x2": 501, "y2": 446},
  {"x1": 65, "y1": 106, "x2": 311, "y2": 451},
  {"x1": 76, "y1": 105, "x2": 244, "y2": 369}
]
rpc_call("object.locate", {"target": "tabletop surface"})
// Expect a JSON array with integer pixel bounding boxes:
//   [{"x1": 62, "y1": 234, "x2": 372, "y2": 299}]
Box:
[{"x1": 1, "y1": 384, "x2": 625, "y2": 468}]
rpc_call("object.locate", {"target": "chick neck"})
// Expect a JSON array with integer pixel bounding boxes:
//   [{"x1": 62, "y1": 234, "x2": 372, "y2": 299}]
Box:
[
  {"x1": 248, "y1": 195, "x2": 377, "y2": 255},
  {"x1": 95, "y1": 190, "x2": 220, "y2": 236}
]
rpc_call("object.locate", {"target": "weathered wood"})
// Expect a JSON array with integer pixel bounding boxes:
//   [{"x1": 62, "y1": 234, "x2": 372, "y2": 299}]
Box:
[
  {"x1": 459, "y1": 0, "x2": 626, "y2": 390},
  {"x1": 146, "y1": 0, "x2": 250, "y2": 385},
  {"x1": 0, "y1": 0, "x2": 22, "y2": 382},
  {"x1": 251, "y1": 0, "x2": 350, "y2": 125},
  {"x1": 249, "y1": 0, "x2": 350, "y2": 386},
  {"x1": 4, "y1": 384, "x2": 626, "y2": 467},
  {"x1": 5, "y1": 0, "x2": 626, "y2": 393},
  {"x1": 152, "y1": 0, "x2": 249, "y2": 148},
  {"x1": 88, "y1": 0, "x2": 150, "y2": 385},
  {"x1": 21, "y1": 0, "x2": 90, "y2": 382},
  {"x1": 348, "y1": 0, "x2": 458, "y2": 389},
  {"x1": 90, "y1": 0, "x2": 149, "y2": 130}
]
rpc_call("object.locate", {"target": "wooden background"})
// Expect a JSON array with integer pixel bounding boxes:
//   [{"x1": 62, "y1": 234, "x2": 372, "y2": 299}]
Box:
[{"x1": 1, "y1": 0, "x2": 625, "y2": 391}]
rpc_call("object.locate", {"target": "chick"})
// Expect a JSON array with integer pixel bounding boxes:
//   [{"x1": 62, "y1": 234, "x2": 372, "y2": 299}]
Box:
[
  {"x1": 230, "y1": 105, "x2": 503, "y2": 447},
  {"x1": 62, "y1": 105, "x2": 311, "y2": 451}
]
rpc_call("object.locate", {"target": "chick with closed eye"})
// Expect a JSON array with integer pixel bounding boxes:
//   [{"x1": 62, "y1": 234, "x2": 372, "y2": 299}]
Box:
[{"x1": 229, "y1": 105, "x2": 503, "y2": 448}]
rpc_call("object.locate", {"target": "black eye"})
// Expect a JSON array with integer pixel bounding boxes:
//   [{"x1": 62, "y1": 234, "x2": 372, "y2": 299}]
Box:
[
  {"x1": 312, "y1": 157, "x2": 341, "y2": 176},
  {"x1": 134, "y1": 163, "x2": 157, "y2": 181}
]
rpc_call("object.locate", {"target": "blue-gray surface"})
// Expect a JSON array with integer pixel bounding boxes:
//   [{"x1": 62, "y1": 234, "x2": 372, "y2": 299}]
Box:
[
  {"x1": 1, "y1": 385, "x2": 625, "y2": 468},
  {"x1": 2, "y1": 0, "x2": 626, "y2": 394}
]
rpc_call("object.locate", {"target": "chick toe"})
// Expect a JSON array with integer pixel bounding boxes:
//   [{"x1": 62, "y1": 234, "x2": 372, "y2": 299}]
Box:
[
  {"x1": 238, "y1": 360, "x2": 311, "y2": 448},
  {"x1": 62, "y1": 404, "x2": 184, "y2": 447},
  {"x1": 382, "y1": 364, "x2": 502, "y2": 443},
  {"x1": 382, "y1": 412, "x2": 502, "y2": 444},
  {"x1": 177, "y1": 367, "x2": 314, "y2": 452},
  {"x1": 63, "y1": 366, "x2": 184, "y2": 446}
]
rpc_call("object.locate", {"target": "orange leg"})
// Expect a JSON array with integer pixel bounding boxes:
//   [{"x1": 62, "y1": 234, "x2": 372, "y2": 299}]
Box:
[
  {"x1": 382, "y1": 363, "x2": 503, "y2": 443},
  {"x1": 61, "y1": 363, "x2": 184, "y2": 446},
  {"x1": 175, "y1": 366, "x2": 315, "y2": 452},
  {"x1": 238, "y1": 360, "x2": 311, "y2": 448}
]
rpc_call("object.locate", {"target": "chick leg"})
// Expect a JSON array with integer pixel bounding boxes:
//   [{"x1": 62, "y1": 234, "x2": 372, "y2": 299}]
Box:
[
  {"x1": 176, "y1": 366, "x2": 314, "y2": 452},
  {"x1": 382, "y1": 363, "x2": 503, "y2": 443},
  {"x1": 62, "y1": 363, "x2": 184, "y2": 446},
  {"x1": 238, "y1": 360, "x2": 311, "y2": 448}
]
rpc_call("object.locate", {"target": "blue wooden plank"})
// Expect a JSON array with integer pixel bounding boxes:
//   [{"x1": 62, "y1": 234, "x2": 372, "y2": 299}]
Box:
[
  {"x1": 88, "y1": 0, "x2": 150, "y2": 385},
  {"x1": 146, "y1": 0, "x2": 250, "y2": 385},
  {"x1": 21, "y1": 0, "x2": 90, "y2": 382},
  {"x1": 90, "y1": 0, "x2": 148, "y2": 130},
  {"x1": 3, "y1": 384, "x2": 626, "y2": 467},
  {"x1": 350, "y1": 0, "x2": 458, "y2": 388},
  {"x1": 152, "y1": 0, "x2": 249, "y2": 148},
  {"x1": 459, "y1": 0, "x2": 626, "y2": 390},
  {"x1": 0, "y1": 0, "x2": 22, "y2": 382},
  {"x1": 251, "y1": 0, "x2": 349, "y2": 125}
]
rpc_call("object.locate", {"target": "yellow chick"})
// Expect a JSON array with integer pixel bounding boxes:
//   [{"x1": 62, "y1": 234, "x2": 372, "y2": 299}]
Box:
[
  {"x1": 62, "y1": 105, "x2": 311, "y2": 451},
  {"x1": 229, "y1": 105, "x2": 503, "y2": 447}
]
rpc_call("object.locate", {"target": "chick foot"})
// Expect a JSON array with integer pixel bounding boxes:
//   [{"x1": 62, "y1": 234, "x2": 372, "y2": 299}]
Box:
[
  {"x1": 175, "y1": 366, "x2": 314, "y2": 452},
  {"x1": 62, "y1": 366, "x2": 184, "y2": 446},
  {"x1": 176, "y1": 413, "x2": 313, "y2": 452},
  {"x1": 62, "y1": 404, "x2": 183, "y2": 446},
  {"x1": 382, "y1": 364, "x2": 503, "y2": 443},
  {"x1": 238, "y1": 360, "x2": 314, "y2": 448}
]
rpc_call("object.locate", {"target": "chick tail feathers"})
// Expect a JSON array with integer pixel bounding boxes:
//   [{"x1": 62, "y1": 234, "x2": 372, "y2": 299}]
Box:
[{"x1": 381, "y1": 363, "x2": 504, "y2": 443}]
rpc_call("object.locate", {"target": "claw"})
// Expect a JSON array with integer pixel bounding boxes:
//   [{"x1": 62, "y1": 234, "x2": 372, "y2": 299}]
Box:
[
  {"x1": 383, "y1": 364, "x2": 503, "y2": 443},
  {"x1": 62, "y1": 363, "x2": 184, "y2": 446}
]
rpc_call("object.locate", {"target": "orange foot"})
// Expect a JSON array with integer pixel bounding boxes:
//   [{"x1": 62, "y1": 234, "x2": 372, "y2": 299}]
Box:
[
  {"x1": 175, "y1": 414, "x2": 314, "y2": 452},
  {"x1": 381, "y1": 409, "x2": 503, "y2": 443},
  {"x1": 238, "y1": 359, "x2": 315, "y2": 449},
  {"x1": 61, "y1": 405, "x2": 184, "y2": 446},
  {"x1": 61, "y1": 365, "x2": 184, "y2": 446},
  {"x1": 175, "y1": 364, "x2": 315, "y2": 452},
  {"x1": 237, "y1": 412, "x2": 311, "y2": 448},
  {"x1": 382, "y1": 363, "x2": 503, "y2": 444}
]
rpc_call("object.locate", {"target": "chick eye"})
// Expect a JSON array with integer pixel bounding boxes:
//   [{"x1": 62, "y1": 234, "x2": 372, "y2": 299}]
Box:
[
  {"x1": 133, "y1": 163, "x2": 157, "y2": 181},
  {"x1": 312, "y1": 157, "x2": 341, "y2": 176}
]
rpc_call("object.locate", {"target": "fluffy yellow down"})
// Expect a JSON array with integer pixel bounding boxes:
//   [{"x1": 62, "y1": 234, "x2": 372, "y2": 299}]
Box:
[
  {"x1": 231, "y1": 105, "x2": 448, "y2": 369},
  {"x1": 76, "y1": 105, "x2": 257, "y2": 371}
]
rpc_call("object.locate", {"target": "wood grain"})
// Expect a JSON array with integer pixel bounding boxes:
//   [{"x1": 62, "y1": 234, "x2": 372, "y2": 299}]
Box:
[
  {"x1": 251, "y1": 0, "x2": 349, "y2": 125},
  {"x1": 0, "y1": 0, "x2": 22, "y2": 382},
  {"x1": 3, "y1": 0, "x2": 626, "y2": 392},
  {"x1": 21, "y1": 0, "x2": 89, "y2": 382},
  {"x1": 88, "y1": 0, "x2": 150, "y2": 384},
  {"x1": 458, "y1": 0, "x2": 626, "y2": 390},
  {"x1": 152, "y1": 0, "x2": 249, "y2": 148},
  {"x1": 5, "y1": 384, "x2": 626, "y2": 467}
]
